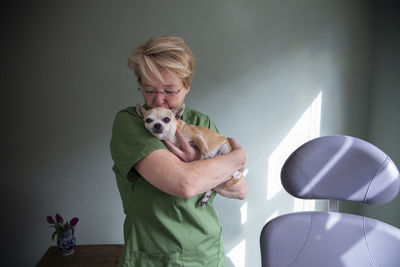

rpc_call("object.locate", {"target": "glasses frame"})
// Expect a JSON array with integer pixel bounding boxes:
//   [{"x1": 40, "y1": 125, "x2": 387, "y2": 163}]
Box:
[{"x1": 138, "y1": 85, "x2": 183, "y2": 97}]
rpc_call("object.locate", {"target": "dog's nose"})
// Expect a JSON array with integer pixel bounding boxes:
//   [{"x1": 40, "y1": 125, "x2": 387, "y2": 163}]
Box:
[{"x1": 154, "y1": 123, "x2": 162, "y2": 130}]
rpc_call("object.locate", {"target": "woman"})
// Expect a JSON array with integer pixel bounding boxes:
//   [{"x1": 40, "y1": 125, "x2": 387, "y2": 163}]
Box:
[{"x1": 110, "y1": 35, "x2": 247, "y2": 266}]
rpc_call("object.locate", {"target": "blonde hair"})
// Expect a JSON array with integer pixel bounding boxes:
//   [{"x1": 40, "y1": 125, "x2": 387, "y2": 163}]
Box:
[{"x1": 128, "y1": 35, "x2": 195, "y2": 88}]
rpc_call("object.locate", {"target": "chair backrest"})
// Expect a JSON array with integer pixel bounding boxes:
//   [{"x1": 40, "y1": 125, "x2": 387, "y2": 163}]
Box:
[{"x1": 260, "y1": 135, "x2": 400, "y2": 267}]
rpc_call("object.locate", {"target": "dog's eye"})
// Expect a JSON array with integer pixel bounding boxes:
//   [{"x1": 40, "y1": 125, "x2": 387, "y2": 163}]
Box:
[
  {"x1": 163, "y1": 117, "x2": 171, "y2": 123},
  {"x1": 145, "y1": 118, "x2": 153, "y2": 123}
]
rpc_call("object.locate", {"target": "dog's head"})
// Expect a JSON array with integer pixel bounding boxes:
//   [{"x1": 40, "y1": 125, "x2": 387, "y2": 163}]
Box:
[{"x1": 136, "y1": 104, "x2": 185, "y2": 140}]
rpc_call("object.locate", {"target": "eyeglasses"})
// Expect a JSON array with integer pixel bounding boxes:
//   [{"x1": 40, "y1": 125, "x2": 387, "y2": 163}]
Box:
[{"x1": 138, "y1": 85, "x2": 183, "y2": 96}]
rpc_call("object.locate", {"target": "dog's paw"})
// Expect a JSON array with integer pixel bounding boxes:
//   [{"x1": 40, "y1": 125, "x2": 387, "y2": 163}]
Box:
[
  {"x1": 202, "y1": 152, "x2": 213, "y2": 160},
  {"x1": 232, "y1": 171, "x2": 241, "y2": 179},
  {"x1": 198, "y1": 191, "x2": 212, "y2": 207},
  {"x1": 242, "y1": 167, "x2": 249, "y2": 177},
  {"x1": 199, "y1": 200, "x2": 208, "y2": 207}
]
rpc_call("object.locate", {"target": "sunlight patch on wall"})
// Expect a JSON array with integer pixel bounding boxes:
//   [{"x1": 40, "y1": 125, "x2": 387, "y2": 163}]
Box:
[
  {"x1": 266, "y1": 92, "x2": 322, "y2": 213},
  {"x1": 226, "y1": 203, "x2": 247, "y2": 267},
  {"x1": 240, "y1": 202, "x2": 248, "y2": 225},
  {"x1": 227, "y1": 239, "x2": 246, "y2": 267},
  {"x1": 293, "y1": 197, "x2": 316, "y2": 212}
]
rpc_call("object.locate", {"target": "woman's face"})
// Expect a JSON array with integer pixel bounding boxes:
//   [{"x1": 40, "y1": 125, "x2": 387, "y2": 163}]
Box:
[{"x1": 140, "y1": 68, "x2": 189, "y2": 110}]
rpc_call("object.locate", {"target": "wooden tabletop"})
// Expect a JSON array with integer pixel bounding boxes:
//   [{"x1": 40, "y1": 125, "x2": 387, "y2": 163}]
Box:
[{"x1": 36, "y1": 244, "x2": 124, "y2": 267}]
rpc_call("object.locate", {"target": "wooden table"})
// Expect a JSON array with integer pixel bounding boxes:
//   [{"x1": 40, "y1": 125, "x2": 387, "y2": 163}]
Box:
[{"x1": 36, "y1": 244, "x2": 124, "y2": 266}]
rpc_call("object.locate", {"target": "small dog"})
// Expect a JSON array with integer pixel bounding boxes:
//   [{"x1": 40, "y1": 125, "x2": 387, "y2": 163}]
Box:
[{"x1": 136, "y1": 104, "x2": 247, "y2": 207}]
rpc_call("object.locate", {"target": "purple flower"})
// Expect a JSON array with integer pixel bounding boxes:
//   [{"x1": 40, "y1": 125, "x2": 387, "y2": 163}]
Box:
[
  {"x1": 46, "y1": 216, "x2": 55, "y2": 224},
  {"x1": 47, "y1": 213, "x2": 79, "y2": 240},
  {"x1": 69, "y1": 217, "x2": 79, "y2": 226},
  {"x1": 55, "y1": 213, "x2": 64, "y2": 223}
]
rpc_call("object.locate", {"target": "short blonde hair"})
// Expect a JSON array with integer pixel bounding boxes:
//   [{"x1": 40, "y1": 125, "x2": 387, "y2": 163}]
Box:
[{"x1": 128, "y1": 35, "x2": 195, "y2": 88}]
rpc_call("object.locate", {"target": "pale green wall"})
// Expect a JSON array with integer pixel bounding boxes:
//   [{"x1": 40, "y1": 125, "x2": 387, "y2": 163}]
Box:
[{"x1": 1, "y1": 0, "x2": 385, "y2": 266}]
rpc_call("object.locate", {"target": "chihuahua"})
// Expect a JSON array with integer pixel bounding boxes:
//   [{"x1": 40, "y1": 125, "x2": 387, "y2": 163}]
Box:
[{"x1": 136, "y1": 104, "x2": 247, "y2": 207}]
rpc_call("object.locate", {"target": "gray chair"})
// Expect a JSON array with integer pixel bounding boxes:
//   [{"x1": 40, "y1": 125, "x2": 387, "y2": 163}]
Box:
[{"x1": 260, "y1": 135, "x2": 400, "y2": 267}]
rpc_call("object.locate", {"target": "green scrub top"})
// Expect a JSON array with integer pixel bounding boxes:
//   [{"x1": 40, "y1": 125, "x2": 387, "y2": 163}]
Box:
[{"x1": 110, "y1": 106, "x2": 226, "y2": 267}]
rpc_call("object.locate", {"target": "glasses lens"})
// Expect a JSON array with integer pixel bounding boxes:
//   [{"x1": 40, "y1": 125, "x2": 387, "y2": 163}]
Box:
[
  {"x1": 140, "y1": 87, "x2": 155, "y2": 94},
  {"x1": 163, "y1": 89, "x2": 176, "y2": 95}
]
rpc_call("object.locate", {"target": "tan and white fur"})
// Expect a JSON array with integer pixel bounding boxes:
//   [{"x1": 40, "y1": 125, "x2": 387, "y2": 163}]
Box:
[{"x1": 136, "y1": 104, "x2": 247, "y2": 207}]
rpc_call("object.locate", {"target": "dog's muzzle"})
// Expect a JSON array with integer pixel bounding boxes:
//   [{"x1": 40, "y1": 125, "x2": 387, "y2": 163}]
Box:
[{"x1": 152, "y1": 123, "x2": 164, "y2": 134}]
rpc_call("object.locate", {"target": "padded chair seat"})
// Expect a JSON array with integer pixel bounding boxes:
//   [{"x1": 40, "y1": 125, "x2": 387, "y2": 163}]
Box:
[{"x1": 261, "y1": 211, "x2": 400, "y2": 267}]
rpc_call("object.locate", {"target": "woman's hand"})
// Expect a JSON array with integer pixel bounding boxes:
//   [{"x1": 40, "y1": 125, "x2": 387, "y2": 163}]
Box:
[
  {"x1": 164, "y1": 128, "x2": 202, "y2": 162},
  {"x1": 214, "y1": 138, "x2": 247, "y2": 199},
  {"x1": 214, "y1": 176, "x2": 247, "y2": 200},
  {"x1": 227, "y1": 137, "x2": 247, "y2": 168}
]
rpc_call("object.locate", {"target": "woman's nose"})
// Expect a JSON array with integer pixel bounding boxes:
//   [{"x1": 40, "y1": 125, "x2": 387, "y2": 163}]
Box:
[{"x1": 153, "y1": 93, "x2": 165, "y2": 106}]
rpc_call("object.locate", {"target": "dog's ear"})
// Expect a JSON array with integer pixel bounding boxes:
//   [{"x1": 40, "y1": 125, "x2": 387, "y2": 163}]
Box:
[
  {"x1": 174, "y1": 104, "x2": 185, "y2": 120},
  {"x1": 136, "y1": 104, "x2": 146, "y2": 118}
]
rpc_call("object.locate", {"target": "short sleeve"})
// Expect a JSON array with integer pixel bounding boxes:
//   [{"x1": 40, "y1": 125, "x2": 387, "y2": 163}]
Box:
[
  {"x1": 110, "y1": 108, "x2": 166, "y2": 181},
  {"x1": 207, "y1": 118, "x2": 219, "y2": 133},
  {"x1": 181, "y1": 106, "x2": 219, "y2": 133}
]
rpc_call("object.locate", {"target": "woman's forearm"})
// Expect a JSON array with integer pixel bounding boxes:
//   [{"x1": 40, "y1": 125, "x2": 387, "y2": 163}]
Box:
[
  {"x1": 181, "y1": 148, "x2": 246, "y2": 196},
  {"x1": 134, "y1": 141, "x2": 246, "y2": 198}
]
